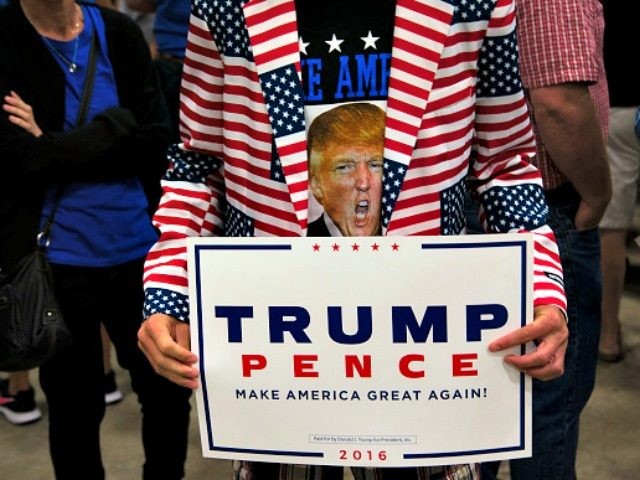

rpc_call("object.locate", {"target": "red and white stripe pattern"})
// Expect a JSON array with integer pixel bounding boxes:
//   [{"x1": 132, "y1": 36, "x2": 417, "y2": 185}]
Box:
[
  {"x1": 143, "y1": 0, "x2": 566, "y2": 320},
  {"x1": 245, "y1": 0, "x2": 309, "y2": 229}
]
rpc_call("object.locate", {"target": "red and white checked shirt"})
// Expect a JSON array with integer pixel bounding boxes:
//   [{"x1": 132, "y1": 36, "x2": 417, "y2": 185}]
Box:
[{"x1": 515, "y1": 0, "x2": 609, "y2": 190}]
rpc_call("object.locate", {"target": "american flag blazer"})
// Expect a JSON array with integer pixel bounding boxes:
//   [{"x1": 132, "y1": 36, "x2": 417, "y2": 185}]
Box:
[{"x1": 143, "y1": 0, "x2": 567, "y2": 321}]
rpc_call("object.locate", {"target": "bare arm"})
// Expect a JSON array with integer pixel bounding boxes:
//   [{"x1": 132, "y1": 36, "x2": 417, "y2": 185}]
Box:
[{"x1": 529, "y1": 84, "x2": 611, "y2": 230}]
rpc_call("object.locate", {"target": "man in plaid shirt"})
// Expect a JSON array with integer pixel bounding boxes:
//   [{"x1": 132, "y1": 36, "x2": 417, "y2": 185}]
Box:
[{"x1": 482, "y1": 1, "x2": 611, "y2": 479}]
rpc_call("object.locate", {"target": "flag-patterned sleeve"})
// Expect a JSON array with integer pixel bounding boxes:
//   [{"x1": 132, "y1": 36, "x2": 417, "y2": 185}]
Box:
[
  {"x1": 470, "y1": 0, "x2": 566, "y2": 312},
  {"x1": 143, "y1": 2, "x2": 226, "y2": 322}
]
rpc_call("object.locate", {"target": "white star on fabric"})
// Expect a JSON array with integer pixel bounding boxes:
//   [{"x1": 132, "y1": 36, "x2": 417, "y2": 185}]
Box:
[
  {"x1": 325, "y1": 33, "x2": 344, "y2": 53},
  {"x1": 361, "y1": 30, "x2": 380, "y2": 50},
  {"x1": 299, "y1": 36, "x2": 310, "y2": 55}
]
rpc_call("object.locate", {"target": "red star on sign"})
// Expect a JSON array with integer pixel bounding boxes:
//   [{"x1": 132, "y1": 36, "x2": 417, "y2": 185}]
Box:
[
  {"x1": 312, "y1": 244, "x2": 320, "y2": 252},
  {"x1": 332, "y1": 243, "x2": 340, "y2": 251},
  {"x1": 351, "y1": 243, "x2": 360, "y2": 251},
  {"x1": 391, "y1": 243, "x2": 400, "y2": 251},
  {"x1": 371, "y1": 243, "x2": 380, "y2": 251}
]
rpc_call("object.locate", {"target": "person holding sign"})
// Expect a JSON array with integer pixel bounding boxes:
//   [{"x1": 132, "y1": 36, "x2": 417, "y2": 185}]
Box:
[{"x1": 138, "y1": 0, "x2": 569, "y2": 478}]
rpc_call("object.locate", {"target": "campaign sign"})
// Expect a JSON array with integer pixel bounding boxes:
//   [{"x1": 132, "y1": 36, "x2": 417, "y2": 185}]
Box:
[{"x1": 188, "y1": 234, "x2": 533, "y2": 467}]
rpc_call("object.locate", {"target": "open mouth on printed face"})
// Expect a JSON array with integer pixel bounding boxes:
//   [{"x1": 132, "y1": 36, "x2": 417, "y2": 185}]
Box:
[{"x1": 355, "y1": 199, "x2": 369, "y2": 227}]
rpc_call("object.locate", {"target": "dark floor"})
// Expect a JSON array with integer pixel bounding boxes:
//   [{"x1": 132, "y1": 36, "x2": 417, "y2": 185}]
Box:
[{"x1": 2, "y1": 257, "x2": 639, "y2": 479}]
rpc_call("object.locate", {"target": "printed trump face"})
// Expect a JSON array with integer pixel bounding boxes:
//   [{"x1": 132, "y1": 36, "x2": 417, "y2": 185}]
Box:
[{"x1": 310, "y1": 140, "x2": 383, "y2": 236}]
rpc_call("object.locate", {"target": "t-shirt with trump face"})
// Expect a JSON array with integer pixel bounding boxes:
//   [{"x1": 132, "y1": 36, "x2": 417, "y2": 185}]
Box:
[{"x1": 296, "y1": 0, "x2": 396, "y2": 237}]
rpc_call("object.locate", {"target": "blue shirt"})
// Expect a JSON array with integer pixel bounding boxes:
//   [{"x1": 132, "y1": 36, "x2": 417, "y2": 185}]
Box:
[
  {"x1": 40, "y1": 4, "x2": 158, "y2": 267},
  {"x1": 154, "y1": 0, "x2": 190, "y2": 58}
]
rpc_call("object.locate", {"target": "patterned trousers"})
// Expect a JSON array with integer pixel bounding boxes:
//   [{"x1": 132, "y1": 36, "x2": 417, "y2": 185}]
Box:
[{"x1": 233, "y1": 462, "x2": 480, "y2": 480}]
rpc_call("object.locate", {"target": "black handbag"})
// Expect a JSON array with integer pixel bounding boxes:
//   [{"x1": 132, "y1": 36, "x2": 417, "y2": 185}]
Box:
[
  {"x1": 0, "y1": 33, "x2": 100, "y2": 371},
  {"x1": 0, "y1": 247, "x2": 70, "y2": 371}
]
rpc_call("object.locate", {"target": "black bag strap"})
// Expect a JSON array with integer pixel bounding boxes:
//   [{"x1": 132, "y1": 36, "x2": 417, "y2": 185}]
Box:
[
  {"x1": 37, "y1": 33, "x2": 99, "y2": 250},
  {"x1": 37, "y1": 198, "x2": 62, "y2": 249},
  {"x1": 76, "y1": 32, "x2": 99, "y2": 127}
]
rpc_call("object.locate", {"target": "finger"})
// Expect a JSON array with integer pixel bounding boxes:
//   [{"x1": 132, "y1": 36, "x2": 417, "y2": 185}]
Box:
[
  {"x1": 8, "y1": 115, "x2": 32, "y2": 130},
  {"x1": 8, "y1": 90, "x2": 23, "y2": 101},
  {"x1": 517, "y1": 350, "x2": 565, "y2": 381},
  {"x1": 142, "y1": 347, "x2": 199, "y2": 389},
  {"x1": 5, "y1": 100, "x2": 35, "y2": 122},
  {"x1": 5, "y1": 92, "x2": 36, "y2": 118},
  {"x1": 504, "y1": 336, "x2": 567, "y2": 378},
  {"x1": 138, "y1": 329, "x2": 199, "y2": 389},
  {"x1": 501, "y1": 323, "x2": 566, "y2": 363},
  {"x1": 4, "y1": 104, "x2": 31, "y2": 121},
  {"x1": 489, "y1": 322, "x2": 541, "y2": 352},
  {"x1": 490, "y1": 307, "x2": 567, "y2": 352},
  {"x1": 4, "y1": 92, "x2": 26, "y2": 108},
  {"x1": 4, "y1": 93, "x2": 18, "y2": 104},
  {"x1": 504, "y1": 343, "x2": 556, "y2": 370},
  {"x1": 174, "y1": 321, "x2": 192, "y2": 352},
  {"x1": 3, "y1": 105, "x2": 33, "y2": 124},
  {"x1": 138, "y1": 320, "x2": 193, "y2": 364},
  {"x1": 150, "y1": 323, "x2": 197, "y2": 365},
  {"x1": 7, "y1": 114, "x2": 41, "y2": 137},
  {"x1": 144, "y1": 354, "x2": 198, "y2": 389}
]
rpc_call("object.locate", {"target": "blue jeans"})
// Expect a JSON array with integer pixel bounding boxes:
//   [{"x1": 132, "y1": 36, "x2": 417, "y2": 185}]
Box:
[{"x1": 481, "y1": 183, "x2": 602, "y2": 480}]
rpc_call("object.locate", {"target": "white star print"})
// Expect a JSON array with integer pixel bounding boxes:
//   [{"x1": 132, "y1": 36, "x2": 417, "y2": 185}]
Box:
[
  {"x1": 325, "y1": 33, "x2": 344, "y2": 53},
  {"x1": 361, "y1": 30, "x2": 380, "y2": 50},
  {"x1": 299, "y1": 36, "x2": 310, "y2": 55}
]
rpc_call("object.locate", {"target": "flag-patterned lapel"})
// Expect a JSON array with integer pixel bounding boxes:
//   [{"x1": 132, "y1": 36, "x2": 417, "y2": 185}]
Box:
[
  {"x1": 243, "y1": 0, "x2": 309, "y2": 231},
  {"x1": 382, "y1": 0, "x2": 456, "y2": 231}
]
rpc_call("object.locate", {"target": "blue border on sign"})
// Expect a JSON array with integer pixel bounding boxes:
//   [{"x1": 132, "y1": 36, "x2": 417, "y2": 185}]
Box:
[{"x1": 192, "y1": 239, "x2": 529, "y2": 461}]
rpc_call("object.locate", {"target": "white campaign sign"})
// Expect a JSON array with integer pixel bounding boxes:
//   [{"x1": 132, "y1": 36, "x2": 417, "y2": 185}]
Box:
[{"x1": 188, "y1": 234, "x2": 533, "y2": 467}]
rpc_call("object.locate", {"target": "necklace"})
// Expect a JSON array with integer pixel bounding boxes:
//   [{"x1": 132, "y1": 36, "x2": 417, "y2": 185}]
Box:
[
  {"x1": 42, "y1": 35, "x2": 80, "y2": 73},
  {"x1": 24, "y1": 3, "x2": 84, "y2": 74}
]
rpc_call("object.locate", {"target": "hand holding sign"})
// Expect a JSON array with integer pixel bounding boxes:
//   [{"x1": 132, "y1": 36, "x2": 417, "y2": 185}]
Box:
[
  {"x1": 138, "y1": 313, "x2": 199, "y2": 389},
  {"x1": 490, "y1": 304, "x2": 568, "y2": 380}
]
